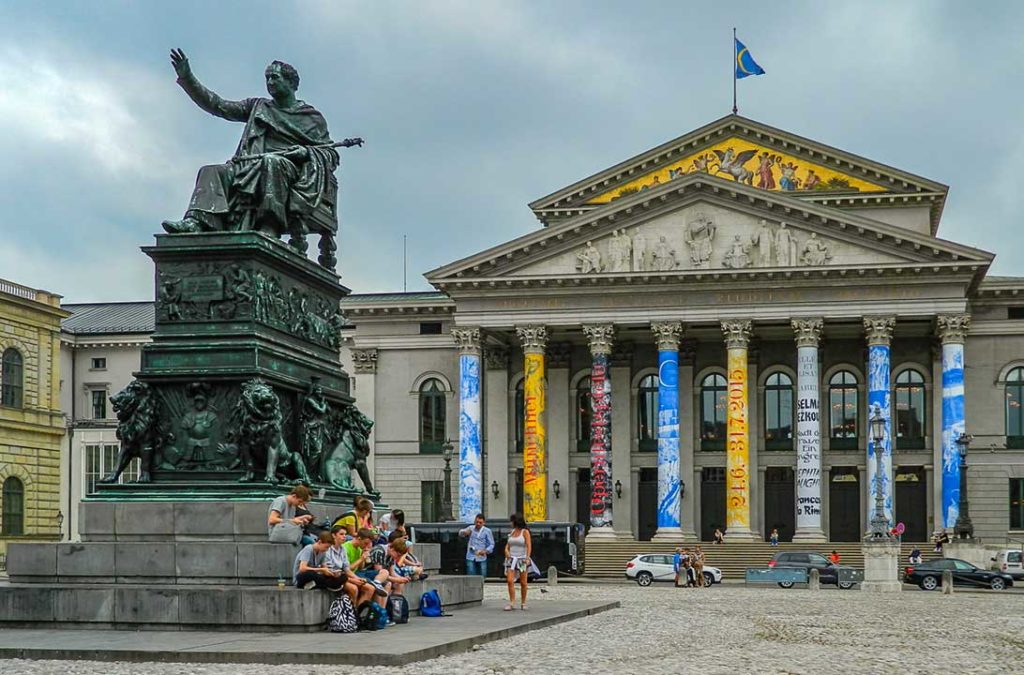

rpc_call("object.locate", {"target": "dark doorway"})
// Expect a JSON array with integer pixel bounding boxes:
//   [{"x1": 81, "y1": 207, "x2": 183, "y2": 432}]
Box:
[
  {"x1": 576, "y1": 468, "x2": 591, "y2": 535},
  {"x1": 637, "y1": 468, "x2": 658, "y2": 541},
  {"x1": 829, "y1": 467, "x2": 861, "y2": 541},
  {"x1": 764, "y1": 467, "x2": 795, "y2": 542},
  {"x1": 514, "y1": 468, "x2": 524, "y2": 516},
  {"x1": 895, "y1": 466, "x2": 927, "y2": 541},
  {"x1": 700, "y1": 467, "x2": 726, "y2": 541}
]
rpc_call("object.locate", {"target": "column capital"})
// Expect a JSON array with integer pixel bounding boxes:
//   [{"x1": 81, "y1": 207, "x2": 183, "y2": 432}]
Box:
[
  {"x1": 515, "y1": 325, "x2": 548, "y2": 354},
  {"x1": 350, "y1": 347, "x2": 378, "y2": 374},
  {"x1": 582, "y1": 324, "x2": 616, "y2": 355},
  {"x1": 651, "y1": 321, "x2": 684, "y2": 351},
  {"x1": 791, "y1": 318, "x2": 824, "y2": 348},
  {"x1": 936, "y1": 314, "x2": 971, "y2": 344},
  {"x1": 483, "y1": 345, "x2": 509, "y2": 370},
  {"x1": 721, "y1": 320, "x2": 752, "y2": 350},
  {"x1": 863, "y1": 316, "x2": 896, "y2": 346},
  {"x1": 451, "y1": 327, "x2": 482, "y2": 355}
]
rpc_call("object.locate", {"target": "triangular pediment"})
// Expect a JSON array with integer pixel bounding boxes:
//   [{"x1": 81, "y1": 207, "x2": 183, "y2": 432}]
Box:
[
  {"x1": 427, "y1": 175, "x2": 990, "y2": 287},
  {"x1": 529, "y1": 115, "x2": 948, "y2": 234}
]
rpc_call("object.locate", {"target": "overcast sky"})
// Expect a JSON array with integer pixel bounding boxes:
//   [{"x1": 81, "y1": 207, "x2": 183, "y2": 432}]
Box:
[{"x1": 1, "y1": 1, "x2": 1022, "y2": 302}]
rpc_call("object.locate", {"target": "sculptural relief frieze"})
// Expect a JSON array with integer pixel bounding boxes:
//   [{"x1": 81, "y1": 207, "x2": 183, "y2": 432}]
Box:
[{"x1": 157, "y1": 262, "x2": 345, "y2": 350}]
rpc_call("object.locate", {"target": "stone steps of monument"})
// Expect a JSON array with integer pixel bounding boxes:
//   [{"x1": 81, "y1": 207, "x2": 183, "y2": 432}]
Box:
[
  {"x1": 7, "y1": 541, "x2": 441, "y2": 585},
  {"x1": 582, "y1": 540, "x2": 940, "y2": 579},
  {"x1": 0, "y1": 575, "x2": 481, "y2": 632}
]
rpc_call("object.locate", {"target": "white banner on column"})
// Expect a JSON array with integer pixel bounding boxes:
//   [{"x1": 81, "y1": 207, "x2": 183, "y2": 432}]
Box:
[{"x1": 795, "y1": 346, "x2": 822, "y2": 530}]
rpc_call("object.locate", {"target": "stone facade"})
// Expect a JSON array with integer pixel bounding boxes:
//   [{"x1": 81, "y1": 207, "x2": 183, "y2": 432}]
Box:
[{"x1": 0, "y1": 278, "x2": 68, "y2": 558}]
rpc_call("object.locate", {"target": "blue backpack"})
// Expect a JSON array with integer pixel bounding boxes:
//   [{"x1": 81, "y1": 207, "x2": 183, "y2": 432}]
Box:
[
  {"x1": 356, "y1": 600, "x2": 389, "y2": 631},
  {"x1": 419, "y1": 589, "x2": 443, "y2": 617}
]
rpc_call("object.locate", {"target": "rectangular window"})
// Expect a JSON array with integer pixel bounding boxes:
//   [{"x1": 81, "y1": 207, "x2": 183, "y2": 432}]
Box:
[
  {"x1": 84, "y1": 443, "x2": 138, "y2": 495},
  {"x1": 419, "y1": 322, "x2": 442, "y2": 335},
  {"x1": 91, "y1": 390, "x2": 107, "y2": 419},
  {"x1": 90, "y1": 357, "x2": 107, "y2": 370},
  {"x1": 1011, "y1": 479, "x2": 1024, "y2": 530},
  {"x1": 421, "y1": 481, "x2": 443, "y2": 522}
]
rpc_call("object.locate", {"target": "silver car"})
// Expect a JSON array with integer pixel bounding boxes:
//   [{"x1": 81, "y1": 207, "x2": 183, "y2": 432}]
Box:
[{"x1": 625, "y1": 553, "x2": 723, "y2": 587}]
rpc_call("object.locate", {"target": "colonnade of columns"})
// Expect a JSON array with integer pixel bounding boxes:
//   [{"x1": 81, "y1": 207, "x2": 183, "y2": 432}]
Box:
[{"x1": 452, "y1": 313, "x2": 972, "y2": 538}]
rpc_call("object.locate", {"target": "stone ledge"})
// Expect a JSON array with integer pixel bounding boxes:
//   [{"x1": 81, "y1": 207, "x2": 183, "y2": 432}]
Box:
[{"x1": 0, "y1": 574, "x2": 482, "y2": 632}]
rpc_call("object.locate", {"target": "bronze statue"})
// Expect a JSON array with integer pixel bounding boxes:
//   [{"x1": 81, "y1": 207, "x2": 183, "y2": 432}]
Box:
[
  {"x1": 235, "y1": 378, "x2": 311, "y2": 484},
  {"x1": 299, "y1": 378, "x2": 330, "y2": 477},
  {"x1": 325, "y1": 404, "x2": 379, "y2": 497},
  {"x1": 99, "y1": 380, "x2": 160, "y2": 484},
  {"x1": 161, "y1": 49, "x2": 362, "y2": 253}
]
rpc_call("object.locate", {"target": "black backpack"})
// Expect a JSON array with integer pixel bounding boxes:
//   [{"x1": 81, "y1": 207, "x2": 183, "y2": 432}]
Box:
[
  {"x1": 387, "y1": 594, "x2": 409, "y2": 624},
  {"x1": 356, "y1": 600, "x2": 388, "y2": 631},
  {"x1": 327, "y1": 595, "x2": 357, "y2": 633}
]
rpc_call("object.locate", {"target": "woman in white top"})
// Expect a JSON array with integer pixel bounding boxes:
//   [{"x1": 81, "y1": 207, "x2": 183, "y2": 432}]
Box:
[{"x1": 504, "y1": 512, "x2": 533, "y2": 611}]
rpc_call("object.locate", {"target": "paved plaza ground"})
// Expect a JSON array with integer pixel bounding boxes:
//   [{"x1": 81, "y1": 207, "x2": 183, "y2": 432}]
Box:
[{"x1": 3, "y1": 581, "x2": 1024, "y2": 674}]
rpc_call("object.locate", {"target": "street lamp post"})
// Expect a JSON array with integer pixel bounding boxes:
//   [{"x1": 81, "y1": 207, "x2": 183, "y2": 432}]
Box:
[
  {"x1": 440, "y1": 438, "x2": 455, "y2": 522},
  {"x1": 867, "y1": 410, "x2": 891, "y2": 540},
  {"x1": 954, "y1": 432, "x2": 975, "y2": 539}
]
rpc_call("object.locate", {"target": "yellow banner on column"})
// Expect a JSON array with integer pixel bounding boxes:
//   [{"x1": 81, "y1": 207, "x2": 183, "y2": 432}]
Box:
[
  {"x1": 523, "y1": 352, "x2": 547, "y2": 522},
  {"x1": 726, "y1": 348, "x2": 750, "y2": 530}
]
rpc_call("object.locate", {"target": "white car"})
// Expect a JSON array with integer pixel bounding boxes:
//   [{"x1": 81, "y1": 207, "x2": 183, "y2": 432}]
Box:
[
  {"x1": 989, "y1": 549, "x2": 1024, "y2": 579},
  {"x1": 625, "y1": 553, "x2": 723, "y2": 587}
]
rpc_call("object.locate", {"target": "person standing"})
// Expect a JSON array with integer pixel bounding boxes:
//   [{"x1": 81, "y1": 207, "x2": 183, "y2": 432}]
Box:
[
  {"x1": 504, "y1": 513, "x2": 533, "y2": 611},
  {"x1": 673, "y1": 547, "x2": 683, "y2": 588},
  {"x1": 459, "y1": 513, "x2": 495, "y2": 578},
  {"x1": 769, "y1": 528, "x2": 779, "y2": 547},
  {"x1": 693, "y1": 545, "x2": 706, "y2": 588}
]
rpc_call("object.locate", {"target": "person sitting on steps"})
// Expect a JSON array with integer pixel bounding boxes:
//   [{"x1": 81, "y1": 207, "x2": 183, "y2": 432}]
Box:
[{"x1": 293, "y1": 532, "x2": 344, "y2": 590}]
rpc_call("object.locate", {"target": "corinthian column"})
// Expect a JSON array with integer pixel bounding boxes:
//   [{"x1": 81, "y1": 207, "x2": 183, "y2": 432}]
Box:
[
  {"x1": 452, "y1": 327, "x2": 483, "y2": 522},
  {"x1": 582, "y1": 324, "x2": 616, "y2": 538},
  {"x1": 792, "y1": 318, "x2": 826, "y2": 542},
  {"x1": 516, "y1": 325, "x2": 548, "y2": 523},
  {"x1": 721, "y1": 320, "x2": 755, "y2": 540},
  {"x1": 651, "y1": 321, "x2": 684, "y2": 540},
  {"x1": 937, "y1": 314, "x2": 970, "y2": 529},
  {"x1": 864, "y1": 316, "x2": 896, "y2": 527}
]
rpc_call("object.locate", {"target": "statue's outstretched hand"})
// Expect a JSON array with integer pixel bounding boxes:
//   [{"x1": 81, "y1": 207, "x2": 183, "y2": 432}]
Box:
[
  {"x1": 170, "y1": 48, "x2": 191, "y2": 79},
  {"x1": 341, "y1": 137, "x2": 364, "y2": 148}
]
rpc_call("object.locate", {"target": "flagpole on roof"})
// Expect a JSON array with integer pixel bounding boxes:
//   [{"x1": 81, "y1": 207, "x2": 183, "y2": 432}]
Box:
[{"x1": 732, "y1": 27, "x2": 738, "y2": 114}]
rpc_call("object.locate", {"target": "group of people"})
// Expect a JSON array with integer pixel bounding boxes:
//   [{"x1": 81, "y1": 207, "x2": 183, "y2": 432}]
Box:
[
  {"x1": 268, "y1": 487, "x2": 427, "y2": 626},
  {"x1": 459, "y1": 512, "x2": 537, "y2": 611},
  {"x1": 673, "y1": 546, "x2": 707, "y2": 588}
]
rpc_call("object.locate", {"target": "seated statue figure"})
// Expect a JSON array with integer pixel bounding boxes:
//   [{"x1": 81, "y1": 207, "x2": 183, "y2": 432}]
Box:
[{"x1": 161, "y1": 49, "x2": 361, "y2": 256}]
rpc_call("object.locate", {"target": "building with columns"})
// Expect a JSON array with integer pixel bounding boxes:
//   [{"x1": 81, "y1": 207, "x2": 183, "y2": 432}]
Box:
[{"x1": 340, "y1": 114, "x2": 1024, "y2": 543}]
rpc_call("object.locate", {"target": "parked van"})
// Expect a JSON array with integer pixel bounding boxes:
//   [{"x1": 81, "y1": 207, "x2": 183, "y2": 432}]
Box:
[{"x1": 989, "y1": 549, "x2": 1024, "y2": 579}]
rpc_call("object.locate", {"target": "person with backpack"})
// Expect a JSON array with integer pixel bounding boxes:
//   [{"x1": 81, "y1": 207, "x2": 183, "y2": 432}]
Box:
[
  {"x1": 503, "y1": 512, "x2": 534, "y2": 611},
  {"x1": 333, "y1": 497, "x2": 375, "y2": 538}
]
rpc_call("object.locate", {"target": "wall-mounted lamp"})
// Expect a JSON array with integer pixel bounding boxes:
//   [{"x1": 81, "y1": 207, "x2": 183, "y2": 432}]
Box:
[
  {"x1": 552, "y1": 480, "x2": 561, "y2": 499},
  {"x1": 614, "y1": 480, "x2": 623, "y2": 499},
  {"x1": 491, "y1": 481, "x2": 500, "y2": 499}
]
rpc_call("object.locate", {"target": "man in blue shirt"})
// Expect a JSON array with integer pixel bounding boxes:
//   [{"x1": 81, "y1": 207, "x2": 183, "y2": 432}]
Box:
[{"x1": 458, "y1": 513, "x2": 494, "y2": 577}]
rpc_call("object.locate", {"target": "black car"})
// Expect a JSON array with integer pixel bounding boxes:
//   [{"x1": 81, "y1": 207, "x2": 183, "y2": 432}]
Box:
[
  {"x1": 904, "y1": 558, "x2": 1014, "y2": 591},
  {"x1": 768, "y1": 551, "x2": 858, "y2": 589}
]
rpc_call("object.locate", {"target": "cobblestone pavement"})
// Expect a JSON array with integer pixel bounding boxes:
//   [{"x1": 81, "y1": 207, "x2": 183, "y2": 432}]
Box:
[{"x1": 7, "y1": 582, "x2": 1024, "y2": 674}]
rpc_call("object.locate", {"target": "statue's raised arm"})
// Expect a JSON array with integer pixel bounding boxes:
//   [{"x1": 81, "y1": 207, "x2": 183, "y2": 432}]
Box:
[
  {"x1": 161, "y1": 49, "x2": 363, "y2": 271},
  {"x1": 169, "y1": 48, "x2": 253, "y2": 123}
]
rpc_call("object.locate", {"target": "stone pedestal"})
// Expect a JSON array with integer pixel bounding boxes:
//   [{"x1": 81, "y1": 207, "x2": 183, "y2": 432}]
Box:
[
  {"x1": 860, "y1": 539, "x2": 902, "y2": 593},
  {"x1": 651, "y1": 527, "x2": 684, "y2": 542},
  {"x1": 585, "y1": 525, "x2": 618, "y2": 542},
  {"x1": 944, "y1": 539, "x2": 988, "y2": 569},
  {"x1": 792, "y1": 529, "x2": 827, "y2": 544}
]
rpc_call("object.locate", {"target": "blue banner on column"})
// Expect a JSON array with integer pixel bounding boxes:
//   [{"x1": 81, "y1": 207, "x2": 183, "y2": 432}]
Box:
[
  {"x1": 941, "y1": 343, "x2": 965, "y2": 528},
  {"x1": 867, "y1": 344, "x2": 893, "y2": 526},
  {"x1": 459, "y1": 353, "x2": 483, "y2": 522},
  {"x1": 657, "y1": 349, "x2": 681, "y2": 528}
]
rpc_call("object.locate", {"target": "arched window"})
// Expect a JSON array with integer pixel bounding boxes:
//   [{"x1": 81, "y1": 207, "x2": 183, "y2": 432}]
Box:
[
  {"x1": 894, "y1": 368, "x2": 926, "y2": 450},
  {"x1": 1, "y1": 348, "x2": 23, "y2": 409},
  {"x1": 418, "y1": 378, "x2": 446, "y2": 454},
  {"x1": 514, "y1": 379, "x2": 525, "y2": 454},
  {"x1": 701, "y1": 373, "x2": 727, "y2": 451},
  {"x1": 636, "y1": 374, "x2": 659, "y2": 452},
  {"x1": 1006, "y1": 367, "x2": 1024, "y2": 449},
  {"x1": 1, "y1": 476, "x2": 24, "y2": 536},
  {"x1": 764, "y1": 372, "x2": 794, "y2": 450},
  {"x1": 829, "y1": 370, "x2": 859, "y2": 450},
  {"x1": 576, "y1": 378, "x2": 592, "y2": 453}
]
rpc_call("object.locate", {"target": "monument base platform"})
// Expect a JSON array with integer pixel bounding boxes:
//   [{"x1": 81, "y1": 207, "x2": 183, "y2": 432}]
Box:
[
  {"x1": 0, "y1": 575, "x2": 480, "y2": 632},
  {"x1": 861, "y1": 539, "x2": 903, "y2": 593}
]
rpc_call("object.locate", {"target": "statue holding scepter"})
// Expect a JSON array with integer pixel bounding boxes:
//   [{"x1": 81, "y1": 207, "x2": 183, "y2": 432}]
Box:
[{"x1": 161, "y1": 49, "x2": 362, "y2": 255}]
